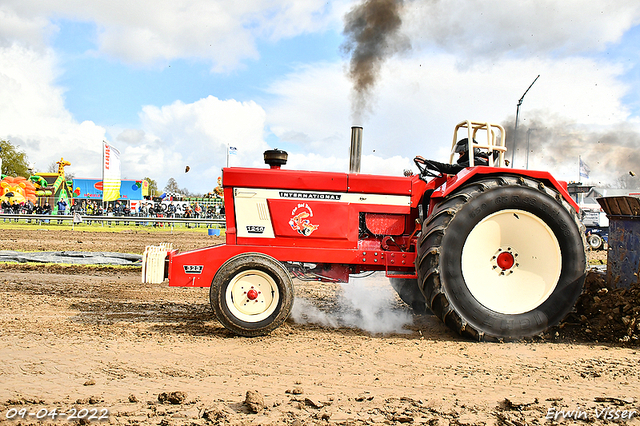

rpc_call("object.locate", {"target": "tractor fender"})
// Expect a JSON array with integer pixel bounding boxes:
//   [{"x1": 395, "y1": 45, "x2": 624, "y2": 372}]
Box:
[{"x1": 428, "y1": 167, "x2": 579, "y2": 213}]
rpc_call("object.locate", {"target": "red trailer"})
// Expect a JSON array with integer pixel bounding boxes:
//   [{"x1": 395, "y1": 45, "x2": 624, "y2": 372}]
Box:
[{"x1": 143, "y1": 121, "x2": 586, "y2": 341}]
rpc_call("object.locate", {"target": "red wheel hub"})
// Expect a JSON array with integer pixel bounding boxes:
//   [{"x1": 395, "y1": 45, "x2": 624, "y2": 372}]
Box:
[
  {"x1": 246, "y1": 288, "x2": 259, "y2": 300},
  {"x1": 496, "y1": 252, "x2": 515, "y2": 270}
]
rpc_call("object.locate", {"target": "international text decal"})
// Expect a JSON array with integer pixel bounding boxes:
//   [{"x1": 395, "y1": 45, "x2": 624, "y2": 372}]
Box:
[
  {"x1": 289, "y1": 203, "x2": 319, "y2": 236},
  {"x1": 279, "y1": 191, "x2": 341, "y2": 200}
]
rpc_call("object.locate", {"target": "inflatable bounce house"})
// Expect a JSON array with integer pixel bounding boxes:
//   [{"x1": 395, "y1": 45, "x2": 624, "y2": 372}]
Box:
[
  {"x1": 1, "y1": 158, "x2": 77, "y2": 214},
  {"x1": 0, "y1": 176, "x2": 38, "y2": 207},
  {"x1": 32, "y1": 158, "x2": 75, "y2": 213}
]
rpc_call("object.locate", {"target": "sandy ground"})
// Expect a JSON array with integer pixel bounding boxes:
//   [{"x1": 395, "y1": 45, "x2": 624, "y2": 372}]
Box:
[{"x1": 0, "y1": 229, "x2": 638, "y2": 425}]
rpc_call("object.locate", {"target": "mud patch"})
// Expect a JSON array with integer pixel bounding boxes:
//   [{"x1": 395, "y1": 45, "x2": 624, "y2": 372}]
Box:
[{"x1": 551, "y1": 270, "x2": 640, "y2": 344}]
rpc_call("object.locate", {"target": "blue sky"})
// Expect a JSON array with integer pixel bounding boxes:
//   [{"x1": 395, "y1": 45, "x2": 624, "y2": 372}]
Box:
[
  {"x1": 52, "y1": 20, "x2": 343, "y2": 127},
  {"x1": 1, "y1": 1, "x2": 640, "y2": 194}
]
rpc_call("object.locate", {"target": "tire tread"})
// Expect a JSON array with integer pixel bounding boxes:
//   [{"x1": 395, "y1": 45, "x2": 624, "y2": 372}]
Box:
[{"x1": 417, "y1": 176, "x2": 587, "y2": 341}]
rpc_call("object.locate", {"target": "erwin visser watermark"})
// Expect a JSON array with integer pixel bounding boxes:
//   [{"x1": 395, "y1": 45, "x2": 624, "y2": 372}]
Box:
[{"x1": 546, "y1": 406, "x2": 637, "y2": 421}]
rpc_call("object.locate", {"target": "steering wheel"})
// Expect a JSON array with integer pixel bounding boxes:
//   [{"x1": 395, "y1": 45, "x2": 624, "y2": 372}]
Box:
[
  {"x1": 414, "y1": 156, "x2": 440, "y2": 178},
  {"x1": 416, "y1": 155, "x2": 464, "y2": 179},
  {"x1": 414, "y1": 156, "x2": 465, "y2": 181}
]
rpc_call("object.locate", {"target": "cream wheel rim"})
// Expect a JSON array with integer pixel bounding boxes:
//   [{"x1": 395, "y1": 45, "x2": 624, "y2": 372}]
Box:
[
  {"x1": 225, "y1": 270, "x2": 279, "y2": 322},
  {"x1": 461, "y1": 209, "x2": 562, "y2": 315}
]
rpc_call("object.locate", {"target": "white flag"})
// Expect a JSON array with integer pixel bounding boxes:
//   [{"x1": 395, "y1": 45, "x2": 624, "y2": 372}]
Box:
[{"x1": 579, "y1": 157, "x2": 590, "y2": 179}]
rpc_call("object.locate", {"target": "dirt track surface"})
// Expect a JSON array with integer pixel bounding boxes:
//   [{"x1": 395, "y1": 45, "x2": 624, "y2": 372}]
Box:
[
  {"x1": 0, "y1": 229, "x2": 639, "y2": 425},
  {"x1": 0, "y1": 228, "x2": 223, "y2": 254}
]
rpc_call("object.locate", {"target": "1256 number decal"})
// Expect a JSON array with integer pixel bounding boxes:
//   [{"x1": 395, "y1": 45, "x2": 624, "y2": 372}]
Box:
[{"x1": 184, "y1": 265, "x2": 204, "y2": 274}]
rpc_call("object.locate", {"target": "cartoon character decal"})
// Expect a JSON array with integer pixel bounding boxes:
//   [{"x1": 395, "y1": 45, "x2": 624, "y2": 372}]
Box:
[
  {"x1": 0, "y1": 176, "x2": 37, "y2": 205},
  {"x1": 289, "y1": 203, "x2": 319, "y2": 236}
]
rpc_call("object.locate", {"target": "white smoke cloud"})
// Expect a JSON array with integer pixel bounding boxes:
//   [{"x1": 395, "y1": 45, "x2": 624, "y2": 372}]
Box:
[
  {"x1": 291, "y1": 298, "x2": 340, "y2": 329},
  {"x1": 291, "y1": 273, "x2": 413, "y2": 335}
]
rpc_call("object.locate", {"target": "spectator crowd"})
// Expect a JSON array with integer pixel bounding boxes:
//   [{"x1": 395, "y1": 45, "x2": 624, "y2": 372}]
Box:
[{"x1": 1, "y1": 199, "x2": 225, "y2": 221}]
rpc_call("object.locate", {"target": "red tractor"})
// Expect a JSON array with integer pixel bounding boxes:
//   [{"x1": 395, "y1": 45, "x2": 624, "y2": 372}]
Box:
[{"x1": 143, "y1": 121, "x2": 586, "y2": 341}]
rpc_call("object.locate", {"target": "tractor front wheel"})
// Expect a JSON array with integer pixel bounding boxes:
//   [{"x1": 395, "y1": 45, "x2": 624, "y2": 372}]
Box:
[
  {"x1": 210, "y1": 253, "x2": 294, "y2": 336},
  {"x1": 417, "y1": 176, "x2": 586, "y2": 341}
]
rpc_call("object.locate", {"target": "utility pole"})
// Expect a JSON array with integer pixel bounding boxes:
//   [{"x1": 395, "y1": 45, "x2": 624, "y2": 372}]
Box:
[
  {"x1": 526, "y1": 128, "x2": 537, "y2": 169},
  {"x1": 511, "y1": 75, "x2": 540, "y2": 168}
]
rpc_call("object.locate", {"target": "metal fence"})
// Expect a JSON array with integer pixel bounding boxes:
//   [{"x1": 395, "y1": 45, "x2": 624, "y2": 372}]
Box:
[{"x1": 0, "y1": 213, "x2": 226, "y2": 229}]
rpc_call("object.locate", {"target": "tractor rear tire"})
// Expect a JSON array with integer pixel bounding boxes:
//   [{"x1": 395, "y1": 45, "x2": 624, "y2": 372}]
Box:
[
  {"x1": 389, "y1": 277, "x2": 428, "y2": 314},
  {"x1": 417, "y1": 176, "x2": 586, "y2": 341},
  {"x1": 210, "y1": 252, "x2": 294, "y2": 336}
]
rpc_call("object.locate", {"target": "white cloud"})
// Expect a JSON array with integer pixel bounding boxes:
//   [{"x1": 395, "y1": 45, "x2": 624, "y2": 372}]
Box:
[
  {"x1": 267, "y1": 53, "x2": 628, "y2": 140},
  {"x1": 1, "y1": 34, "x2": 635, "y2": 194},
  {"x1": 0, "y1": 43, "x2": 106, "y2": 176},
  {"x1": 403, "y1": 0, "x2": 640, "y2": 60},
  {"x1": 264, "y1": 51, "x2": 633, "y2": 180},
  {"x1": 1, "y1": 0, "x2": 639, "y2": 194},
  {"x1": 0, "y1": 5, "x2": 55, "y2": 49},
  {"x1": 1, "y1": 0, "x2": 639, "y2": 72},
  {"x1": 0, "y1": 0, "x2": 350, "y2": 71},
  {"x1": 285, "y1": 152, "x2": 346, "y2": 173},
  {"x1": 266, "y1": 62, "x2": 353, "y2": 156},
  {"x1": 116, "y1": 95, "x2": 270, "y2": 192},
  {"x1": 0, "y1": 43, "x2": 270, "y2": 193}
]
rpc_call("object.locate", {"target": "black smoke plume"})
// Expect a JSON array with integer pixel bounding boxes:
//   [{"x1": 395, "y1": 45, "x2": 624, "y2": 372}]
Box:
[
  {"x1": 342, "y1": 0, "x2": 410, "y2": 123},
  {"x1": 503, "y1": 113, "x2": 640, "y2": 187}
]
